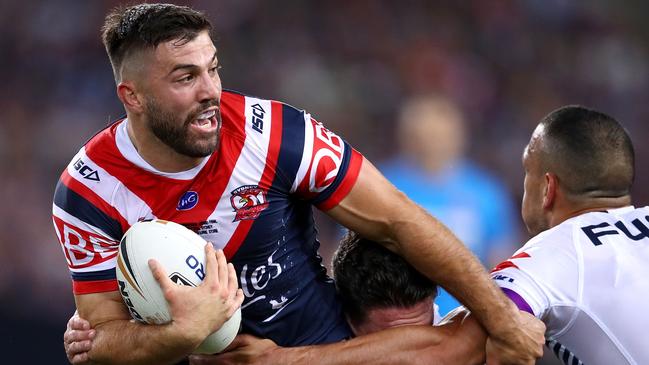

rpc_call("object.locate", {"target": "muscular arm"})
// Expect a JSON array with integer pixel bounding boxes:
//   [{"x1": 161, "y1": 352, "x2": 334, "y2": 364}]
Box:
[
  {"x1": 75, "y1": 291, "x2": 197, "y2": 365},
  {"x1": 204, "y1": 311, "x2": 486, "y2": 365},
  {"x1": 271, "y1": 315, "x2": 485, "y2": 365},
  {"x1": 327, "y1": 158, "x2": 541, "y2": 361},
  {"x1": 75, "y1": 246, "x2": 243, "y2": 365}
]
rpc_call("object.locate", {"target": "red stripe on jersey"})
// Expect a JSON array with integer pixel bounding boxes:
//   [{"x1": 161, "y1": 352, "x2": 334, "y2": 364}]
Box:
[
  {"x1": 52, "y1": 215, "x2": 119, "y2": 270},
  {"x1": 224, "y1": 100, "x2": 283, "y2": 259},
  {"x1": 84, "y1": 93, "x2": 248, "y2": 226},
  {"x1": 73, "y1": 279, "x2": 118, "y2": 294},
  {"x1": 491, "y1": 260, "x2": 519, "y2": 272},
  {"x1": 491, "y1": 252, "x2": 531, "y2": 273},
  {"x1": 85, "y1": 124, "x2": 205, "y2": 220},
  {"x1": 220, "y1": 91, "x2": 247, "y2": 135},
  {"x1": 60, "y1": 169, "x2": 129, "y2": 234},
  {"x1": 317, "y1": 149, "x2": 364, "y2": 211}
]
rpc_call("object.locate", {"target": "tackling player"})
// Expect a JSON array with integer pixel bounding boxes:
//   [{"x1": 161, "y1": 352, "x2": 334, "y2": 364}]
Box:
[
  {"x1": 491, "y1": 105, "x2": 648, "y2": 364},
  {"x1": 55, "y1": 3, "x2": 543, "y2": 364}
]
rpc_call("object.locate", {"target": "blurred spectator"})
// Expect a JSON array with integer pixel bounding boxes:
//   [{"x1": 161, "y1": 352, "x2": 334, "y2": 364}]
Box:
[{"x1": 381, "y1": 95, "x2": 518, "y2": 315}]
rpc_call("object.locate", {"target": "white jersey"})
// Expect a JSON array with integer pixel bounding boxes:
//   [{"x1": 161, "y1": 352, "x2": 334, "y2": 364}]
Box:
[{"x1": 491, "y1": 206, "x2": 649, "y2": 365}]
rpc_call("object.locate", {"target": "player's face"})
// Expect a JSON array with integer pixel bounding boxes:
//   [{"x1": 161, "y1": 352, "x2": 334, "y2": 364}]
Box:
[
  {"x1": 141, "y1": 31, "x2": 222, "y2": 157},
  {"x1": 521, "y1": 130, "x2": 550, "y2": 235},
  {"x1": 349, "y1": 297, "x2": 435, "y2": 336}
]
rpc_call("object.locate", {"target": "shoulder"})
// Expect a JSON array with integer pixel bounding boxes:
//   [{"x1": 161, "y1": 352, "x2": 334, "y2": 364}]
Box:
[
  {"x1": 221, "y1": 90, "x2": 307, "y2": 119},
  {"x1": 515, "y1": 221, "x2": 580, "y2": 268},
  {"x1": 490, "y1": 224, "x2": 579, "y2": 318},
  {"x1": 220, "y1": 89, "x2": 308, "y2": 138},
  {"x1": 81, "y1": 118, "x2": 122, "y2": 154},
  {"x1": 53, "y1": 119, "x2": 131, "y2": 234},
  {"x1": 492, "y1": 221, "x2": 581, "y2": 294},
  {"x1": 57, "y1": 119, "x2": 124, "y2": 182}
]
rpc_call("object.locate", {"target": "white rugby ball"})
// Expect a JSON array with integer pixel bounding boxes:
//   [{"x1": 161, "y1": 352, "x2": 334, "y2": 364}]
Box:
[{"x1": 116, "y1": 219, "x2": 241, "y2": 354}]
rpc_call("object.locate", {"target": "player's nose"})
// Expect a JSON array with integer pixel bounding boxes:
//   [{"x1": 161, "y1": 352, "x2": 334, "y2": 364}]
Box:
[{"x1": 197, "y1": 72, "x2": 221, "y2": 103}]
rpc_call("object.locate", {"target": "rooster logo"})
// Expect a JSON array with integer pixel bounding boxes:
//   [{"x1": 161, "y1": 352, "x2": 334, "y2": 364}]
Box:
[{"x1": 230, "y1": 185, "x2": 269, "y2": 221}]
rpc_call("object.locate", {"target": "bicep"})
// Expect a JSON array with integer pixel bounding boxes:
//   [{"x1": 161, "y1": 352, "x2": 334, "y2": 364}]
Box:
[
  {"x1": 350, "y1": 320, "x2": 485, "y2": 365},
  {"x1": 75, "y1": 290, "x2": 131, "y2": 328},
  {"x1": 325, "y1": 157, "x2": 427, "y2": 249}
]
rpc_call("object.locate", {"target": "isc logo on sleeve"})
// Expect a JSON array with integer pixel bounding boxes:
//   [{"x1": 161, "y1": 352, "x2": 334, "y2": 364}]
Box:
[
  {"x1": 73, "y1": 158, "x2": 100, "y2": 181},
  {"x1": 251, "y1": 103, "x2": 265, "y2": 133}
]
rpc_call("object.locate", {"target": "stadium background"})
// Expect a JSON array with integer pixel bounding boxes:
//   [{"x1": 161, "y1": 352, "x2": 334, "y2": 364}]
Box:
[{"x1": 1, "y1": 1, "x2": 648, "y2": 363}]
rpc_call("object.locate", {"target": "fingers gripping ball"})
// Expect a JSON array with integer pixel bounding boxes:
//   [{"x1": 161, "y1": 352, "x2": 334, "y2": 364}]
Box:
[{"x1": 116, "y1": 219, "x2": 241, "y2": 354}]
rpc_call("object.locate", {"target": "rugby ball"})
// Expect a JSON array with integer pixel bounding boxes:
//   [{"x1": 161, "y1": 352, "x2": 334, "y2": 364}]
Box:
[{"x1": 116, "y1": 219, "x2": 241, "y2": 354}]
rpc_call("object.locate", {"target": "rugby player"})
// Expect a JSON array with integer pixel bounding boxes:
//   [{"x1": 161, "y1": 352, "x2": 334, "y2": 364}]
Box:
[{"x1": 56, "y1": 3, "x2": 543, "y2": 364}]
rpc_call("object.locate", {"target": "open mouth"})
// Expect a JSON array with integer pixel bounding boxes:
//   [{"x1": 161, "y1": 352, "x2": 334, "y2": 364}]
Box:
[{"x1": 190, "y1": 109, "x2": 218, "y2": 131}]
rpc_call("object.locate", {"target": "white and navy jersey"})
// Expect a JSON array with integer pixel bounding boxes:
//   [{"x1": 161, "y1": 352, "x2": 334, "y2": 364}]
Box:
[
  {"x1": 52, "y1": 90, "x2": 363, "y2": 346},
  {"x1": 491, "y1": 206, "x2": 649, "y2": 365}
]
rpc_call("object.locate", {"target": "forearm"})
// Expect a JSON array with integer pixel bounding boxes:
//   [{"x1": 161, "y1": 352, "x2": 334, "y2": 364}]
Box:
[
  {"x1": 265, "y1": 323, "x2": 484, "y2": 365},
  {"x1": 328, "y1": 159, "x2": 517, "y2": 336},
  {"x1": 76, "y1": 291, "x2": 201, "y2": 365},
  {"x1": 89, "y1": 319, "x2": 198, "y2": 365},
  {"x1": 389, "y1": 202, "x2": 517, "y2": 335},
  {"x1": 272, "y1": 330, "x2": 426, "y2": 365}
]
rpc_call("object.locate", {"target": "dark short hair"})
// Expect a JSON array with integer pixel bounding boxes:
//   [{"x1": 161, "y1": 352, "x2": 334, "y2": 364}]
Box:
[
  {"x1": 101, "y1": 3, "x2": 212, "y2": 81},
  {"x1": 538, "y1": 105, "x2": 635, "y2": 198},
  {"x1": 332, "y1": 231, "x2": 437, "y2": 326}
]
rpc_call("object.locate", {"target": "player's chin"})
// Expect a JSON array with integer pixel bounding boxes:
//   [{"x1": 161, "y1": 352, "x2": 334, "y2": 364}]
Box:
[{"x1": 190, "y1": 137, "x2": 219, "y2": 157}]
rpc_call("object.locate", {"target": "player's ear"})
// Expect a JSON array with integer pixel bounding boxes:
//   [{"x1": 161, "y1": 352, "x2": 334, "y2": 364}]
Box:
[
  {"x1": 117, "y1": 81, "x2": 145, "y2": 113},
  {"x1": 542, "y1": 172, "x2": 557, "y2": 209}
]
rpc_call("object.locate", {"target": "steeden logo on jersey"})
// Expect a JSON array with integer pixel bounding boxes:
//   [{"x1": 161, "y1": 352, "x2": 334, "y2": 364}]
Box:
[{"x1": 230, "y1": 185, "x2": 269, "y2": 221}]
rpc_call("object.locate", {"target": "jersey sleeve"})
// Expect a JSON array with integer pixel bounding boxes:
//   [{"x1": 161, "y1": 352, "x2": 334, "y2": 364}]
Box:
[
  {"x1": 277, "y1": 104, "x2": 363, "y2": 210},
  {"x1": 52, "y1": 149, "x2": 127, "y2": 295},
  {"x1": 491, "y1": 252, "x2": 550, "y2": 317},
  {"x1": 490, "y1": 236, "x2": 579, "y2": 319}
]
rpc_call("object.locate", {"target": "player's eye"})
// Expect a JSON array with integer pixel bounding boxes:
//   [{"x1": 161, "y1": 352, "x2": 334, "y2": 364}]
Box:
[{"x1": 177, "y1": 74, "x2": 195, "y2": 83}]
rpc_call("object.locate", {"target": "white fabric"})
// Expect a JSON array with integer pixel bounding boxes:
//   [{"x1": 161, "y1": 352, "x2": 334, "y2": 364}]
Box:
[{"x1": 493, "y1": 206, "x2": 649, "y2": 365}]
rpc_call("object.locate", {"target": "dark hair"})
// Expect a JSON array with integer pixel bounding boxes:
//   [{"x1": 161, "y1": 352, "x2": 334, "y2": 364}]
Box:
[
  {"x1": 538, "y1": 105, "x2": 635, "y2": 198},
  {"x1": 101, "y1": 3, "x2": 212, "y2": 81},
  {"x1": 332, "y1": 231, "x2": 437, "y2": 326}
]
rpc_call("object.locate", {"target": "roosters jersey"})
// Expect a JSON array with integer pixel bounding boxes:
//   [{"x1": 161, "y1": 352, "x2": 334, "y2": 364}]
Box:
[
  {"x1": 52, "y1": 90, "x2": 363, "y2": 346},
  {"x1": 492, "y1": 206, "x2": 649, "y2": 365}
]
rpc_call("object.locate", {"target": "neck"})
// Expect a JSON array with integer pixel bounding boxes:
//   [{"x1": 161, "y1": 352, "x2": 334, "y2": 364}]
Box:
[
  {"x1": 126, "y1": 116, "x2": 203, "y2": 173},
  {"x1": 549, "y1": 195, "x2": 632, "y2": 228},
  {"x1": 348, "y1": 298, "x2": 435, "y2": 336}
]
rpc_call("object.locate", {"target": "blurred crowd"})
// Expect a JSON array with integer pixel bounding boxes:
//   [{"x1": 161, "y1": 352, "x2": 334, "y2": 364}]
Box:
[{"x1": 1, "y1": 0, "x2": 648, "y2": 362}]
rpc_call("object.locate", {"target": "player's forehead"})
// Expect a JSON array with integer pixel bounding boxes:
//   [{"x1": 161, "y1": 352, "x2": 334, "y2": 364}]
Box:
[
  {"x1": 523, "y1": 124, "x2": 546, "y2": 165},
  {"x1": 152, "y1": 31, "x2": 218, "y2": 70}
]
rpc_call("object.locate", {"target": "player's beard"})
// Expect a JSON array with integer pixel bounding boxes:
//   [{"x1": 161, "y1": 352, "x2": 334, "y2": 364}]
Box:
[{"x1": 144, "y1": 97, "x2": 221, "y2": 158}]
